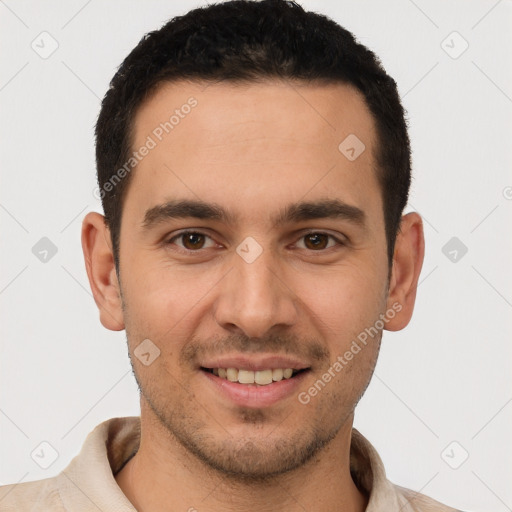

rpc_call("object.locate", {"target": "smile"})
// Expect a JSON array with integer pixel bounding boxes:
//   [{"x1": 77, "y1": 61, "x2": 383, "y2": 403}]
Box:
[{"x1": 202, "y1": 367, "x2": 306, "y2": 385}]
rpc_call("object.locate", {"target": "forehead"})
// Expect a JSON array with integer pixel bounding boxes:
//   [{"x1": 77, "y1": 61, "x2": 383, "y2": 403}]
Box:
[{"x1": 125, "y1": 79, "x2": 382, "y2": 229}]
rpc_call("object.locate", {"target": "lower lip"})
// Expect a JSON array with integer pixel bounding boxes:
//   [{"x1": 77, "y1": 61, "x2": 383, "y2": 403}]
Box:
[{"x1": 201, "y1": 370, "x2": 309, "y2": 408}]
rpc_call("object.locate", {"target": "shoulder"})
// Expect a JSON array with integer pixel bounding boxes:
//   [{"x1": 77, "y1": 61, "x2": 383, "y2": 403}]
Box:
[
  {"x1": 0, "y1": 476, "x2": 65, "y2": 512},
  {"x1": 0, "y1": 417, "x2": 140, "y2": 512},
  {"x1": 393, "y1": 483, "x2": 465, "y2": 512}
]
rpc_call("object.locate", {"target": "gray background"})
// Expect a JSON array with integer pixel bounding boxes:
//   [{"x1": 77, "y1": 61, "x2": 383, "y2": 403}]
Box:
[{"x1": 1, "y1": 1, "x2": 511, "y2": 511}]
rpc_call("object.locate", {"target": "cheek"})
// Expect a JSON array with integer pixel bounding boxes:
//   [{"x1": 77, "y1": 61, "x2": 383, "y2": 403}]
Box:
[
  {"x1": 121, "y1": 254, "x2": 225, "y2": 340},
  {"x1": 293, "y1": 263, "x2": 385, "y2": 338}
]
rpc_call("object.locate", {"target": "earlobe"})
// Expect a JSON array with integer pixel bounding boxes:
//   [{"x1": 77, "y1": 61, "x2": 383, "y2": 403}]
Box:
[
  {"x1": 81, "y1": 212, "x2": 125, "y2": 331},
  {"x1": 385, "y1": 212, "x2": 425, "y2": 332}
]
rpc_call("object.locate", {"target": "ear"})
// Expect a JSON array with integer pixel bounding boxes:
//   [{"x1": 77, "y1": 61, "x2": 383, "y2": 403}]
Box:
[
  {"x1": 385, "y1": 212, "x2": 425, "y2": 331},
  {"x1": 81, "y1": 212, "x2": 125, "y2": 331}
]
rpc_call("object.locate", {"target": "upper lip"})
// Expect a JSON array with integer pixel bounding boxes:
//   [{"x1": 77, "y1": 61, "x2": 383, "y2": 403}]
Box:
[{"x1": 199, "y1": 354, "x2": 311, "y2": 372}]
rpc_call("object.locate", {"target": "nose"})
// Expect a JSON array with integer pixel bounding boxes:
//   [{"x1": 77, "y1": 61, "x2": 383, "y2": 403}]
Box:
[{"x1": 213, "y1": 246, "x2": 299, "y2": 339}]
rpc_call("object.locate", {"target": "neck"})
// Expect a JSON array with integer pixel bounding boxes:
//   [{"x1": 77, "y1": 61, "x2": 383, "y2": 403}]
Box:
[{"x1": 115, "y1": 404, "x2": 368, "y2": 512}]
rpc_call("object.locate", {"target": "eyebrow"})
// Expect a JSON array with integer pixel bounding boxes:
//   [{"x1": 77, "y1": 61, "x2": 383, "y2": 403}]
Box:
[{"x1": 142, "y1": 198, "x2": 366, "y2": 231}]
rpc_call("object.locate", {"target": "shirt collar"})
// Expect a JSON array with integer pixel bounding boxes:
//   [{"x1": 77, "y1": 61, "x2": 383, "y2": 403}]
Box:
[{"x1": 56, "y1": 416, "x2": 401, "y2": 511}]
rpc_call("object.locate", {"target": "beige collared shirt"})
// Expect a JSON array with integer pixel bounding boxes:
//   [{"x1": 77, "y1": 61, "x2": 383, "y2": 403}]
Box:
[{"x1": 0, "y1": 416, "x2": 462, "y2": 511}]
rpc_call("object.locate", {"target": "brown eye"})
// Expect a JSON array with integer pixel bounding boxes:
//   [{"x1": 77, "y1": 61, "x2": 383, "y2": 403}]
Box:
[
  {"x1": 296, "y1": 232, "x2": 342, "y2": 251},
  {"x1": 167, "y1": 231, "x2": 215, "y2": 251},
  {"x1": 182, "y1": 232, "x2": 205, "y2": 250},
  {"x1": 304, "y1": 233, "x2": 329, "y2": 250}
]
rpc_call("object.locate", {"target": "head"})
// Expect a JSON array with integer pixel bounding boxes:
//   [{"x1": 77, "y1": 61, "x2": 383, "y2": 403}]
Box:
[
  {"x1": 83, "y1": 0, "x2": 424, "y2": 480},
  {"x1": 95, "y1": 0, "x2": 411, "y2": 273}
]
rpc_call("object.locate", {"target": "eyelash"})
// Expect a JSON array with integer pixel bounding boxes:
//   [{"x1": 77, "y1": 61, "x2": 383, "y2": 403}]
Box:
[{"x1": 165, "y1": 230, "x2": 345, "y2": 254}]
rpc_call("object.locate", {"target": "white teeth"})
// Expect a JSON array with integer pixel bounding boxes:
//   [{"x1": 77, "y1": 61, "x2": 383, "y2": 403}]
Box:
[
  {"x1": 272, "y1": 368, "x2": 284, "y2": 381},
  {"x1": 226, "y1": 368, "x2": 238, "y2": 382},
  {"x1": 255, "y1": 369, "x2": 273, "y2": 385},
  {"x1": 238, "y1": 369, "x2": 255, "y2": 384},
  {"x1": 209, "y1": 367, "x2": 298, "y2": 385}
]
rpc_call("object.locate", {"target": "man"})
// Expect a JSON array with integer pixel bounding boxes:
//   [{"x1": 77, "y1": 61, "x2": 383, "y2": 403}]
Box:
[{"x1": 0, "y1": 0, "x2": 463, "y2": 510}]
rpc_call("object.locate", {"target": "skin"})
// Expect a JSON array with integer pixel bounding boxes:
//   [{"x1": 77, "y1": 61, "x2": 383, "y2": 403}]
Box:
[{"x1": 82, "y1": 79, "x2": 424, "y2": 512}]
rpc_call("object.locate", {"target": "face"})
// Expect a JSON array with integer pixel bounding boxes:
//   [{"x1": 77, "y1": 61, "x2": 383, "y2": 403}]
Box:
[{"x1": 116, "y1": 80, "x2": 392, "y2": 478}]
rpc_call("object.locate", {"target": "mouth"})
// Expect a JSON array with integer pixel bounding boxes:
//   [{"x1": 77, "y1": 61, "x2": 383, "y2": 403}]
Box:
[
  {"x1": 200, "y1": 367, "x2": 309, "y2": 386},
  {"x1": 198, "y1": 355, "x2": 312, "y2": 408}
]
